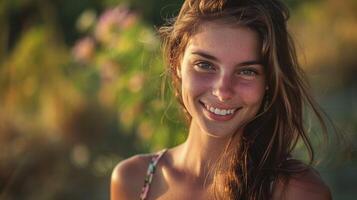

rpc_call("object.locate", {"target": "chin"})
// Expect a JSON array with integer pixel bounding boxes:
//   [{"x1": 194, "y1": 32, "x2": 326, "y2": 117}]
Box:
[{"x1": 199, "y1": 122, "x2": 240, "y2": 138}]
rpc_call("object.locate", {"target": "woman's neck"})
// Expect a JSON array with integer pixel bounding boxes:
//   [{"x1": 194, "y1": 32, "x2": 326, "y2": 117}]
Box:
[{"x1": 172, "y1": 120, "x2": 241, "y2": 182}]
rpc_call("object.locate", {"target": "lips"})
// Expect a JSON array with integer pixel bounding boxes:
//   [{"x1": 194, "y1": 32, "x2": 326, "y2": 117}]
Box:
[{"x1": 199, "y1": 101, "x2": 240, "y2": 121}]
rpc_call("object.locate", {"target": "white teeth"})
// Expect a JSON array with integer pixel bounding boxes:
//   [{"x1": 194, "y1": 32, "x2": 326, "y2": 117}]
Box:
[{"x1": 204, "y1": 103, "x2": 236, "y2": 116}]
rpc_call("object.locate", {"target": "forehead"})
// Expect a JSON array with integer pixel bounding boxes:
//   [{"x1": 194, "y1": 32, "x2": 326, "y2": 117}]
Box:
[{"x1": 184, "y1": 21, "x2": 261, "y2": 62}]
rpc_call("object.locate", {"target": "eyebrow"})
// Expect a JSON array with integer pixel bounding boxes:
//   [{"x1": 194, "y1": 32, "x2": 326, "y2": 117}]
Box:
[{"x1": 191, "y1": 51, "x2": 263, "y2": 67}]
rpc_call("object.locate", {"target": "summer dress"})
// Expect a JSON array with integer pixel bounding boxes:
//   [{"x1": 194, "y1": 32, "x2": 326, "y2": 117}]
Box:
[{"x1": 139, "y1": 149, "x2": 167, "y2": 200}]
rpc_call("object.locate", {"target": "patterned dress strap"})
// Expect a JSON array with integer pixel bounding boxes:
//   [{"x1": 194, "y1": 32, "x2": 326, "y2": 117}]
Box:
[{"x1": 139, "y1": 149, "x2": 167, "y2": 200}]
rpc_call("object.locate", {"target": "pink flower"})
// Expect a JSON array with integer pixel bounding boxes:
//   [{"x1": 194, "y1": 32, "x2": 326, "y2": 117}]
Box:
[
  {"x1": 95, "y1": 5, "x2": 138, "y2": 44},
  {"x1": 72, "y1": 37, "x2": 96, "y2": 64}
]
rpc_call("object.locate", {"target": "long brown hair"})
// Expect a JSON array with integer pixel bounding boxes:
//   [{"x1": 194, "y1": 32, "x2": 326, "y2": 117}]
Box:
[{"x1": 159, "y1": 0, "x2": 329, "y2": 199}]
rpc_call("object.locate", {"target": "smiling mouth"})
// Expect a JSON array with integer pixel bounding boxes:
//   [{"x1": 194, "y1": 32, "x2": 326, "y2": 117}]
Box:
[{"x1": 199, "y1": 101, "x2": 240, "y2": 116}]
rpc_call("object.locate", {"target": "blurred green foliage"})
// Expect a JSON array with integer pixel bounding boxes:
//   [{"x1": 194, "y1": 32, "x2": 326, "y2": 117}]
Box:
[{"x1": 0, "y1": 0, "x2": 356, "y2": 199}]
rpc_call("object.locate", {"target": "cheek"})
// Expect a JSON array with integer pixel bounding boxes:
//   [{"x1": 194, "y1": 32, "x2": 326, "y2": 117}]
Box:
[
  {"x1": 180, "y1": 73, "x2": 212, "y2": 116},
  {"x1": 182, "y1": 72, "x2": 212, "y2": 96},
  {"x1": 235, "y1": 81, "x2": 265, "y2": 105}
]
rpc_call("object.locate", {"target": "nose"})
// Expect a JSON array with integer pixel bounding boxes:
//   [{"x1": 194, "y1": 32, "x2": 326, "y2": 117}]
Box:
[{"x1": 212, "y1": 74, "x2": 234, "y2": 102}]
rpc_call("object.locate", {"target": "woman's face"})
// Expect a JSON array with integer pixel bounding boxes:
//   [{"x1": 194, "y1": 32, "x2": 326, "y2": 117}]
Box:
[{"x1": 178, "y1": 21, "x2": 266, "y2": 138}]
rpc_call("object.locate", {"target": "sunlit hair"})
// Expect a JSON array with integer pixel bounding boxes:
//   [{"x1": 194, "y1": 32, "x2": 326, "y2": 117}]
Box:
[{"x1": 159, "y1": 0, "x2": 330, "y2": 199}]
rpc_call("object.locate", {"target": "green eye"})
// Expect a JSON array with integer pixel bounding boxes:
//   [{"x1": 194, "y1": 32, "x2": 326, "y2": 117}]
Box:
[
  {"x1": 240, "y1": 70, "x2": 256, "y2": 75},
  {"x1": 238, "y1": 68, "x2": 258, "y2": 76},
  {"x1": 195, "y1": 61, "x2": 215, "y2": 71}
]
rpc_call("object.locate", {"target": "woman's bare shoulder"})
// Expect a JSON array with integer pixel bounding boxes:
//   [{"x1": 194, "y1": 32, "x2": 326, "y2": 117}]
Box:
[
  {"x1": 110, "y1": 153, "x2": 153, "y2": 200},
  {"x1": 273, "y1": 166, "x2": 332, "y2": 200}
]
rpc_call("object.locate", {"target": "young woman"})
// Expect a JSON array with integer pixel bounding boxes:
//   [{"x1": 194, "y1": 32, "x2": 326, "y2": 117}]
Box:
[{"x1": 111, "y1": 0, "x2": 332, "y2": 199}]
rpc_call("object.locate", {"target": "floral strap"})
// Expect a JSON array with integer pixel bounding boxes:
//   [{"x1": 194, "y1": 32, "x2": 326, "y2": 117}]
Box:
[{"x1": 139, "y1": 149, "x2": 167, "y2": 200}]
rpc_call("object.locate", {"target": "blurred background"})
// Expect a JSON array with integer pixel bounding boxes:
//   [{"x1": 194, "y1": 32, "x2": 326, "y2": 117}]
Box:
[{"x1": 0, "y1": 0, "x2": 356, "y2": 199}]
